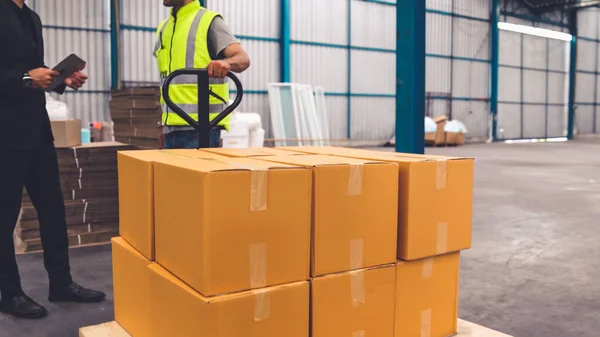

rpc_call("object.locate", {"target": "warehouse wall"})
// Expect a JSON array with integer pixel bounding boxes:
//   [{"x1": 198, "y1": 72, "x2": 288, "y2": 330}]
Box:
[
  {"x1": 32, "y1": 0, "x2": 111, "y2": 127},
  {"x1": 575, "y1": 7, "x2": 600, "y2": 135},
  {"x1": 497, "y1": 15, "x2": 570, "y2": 140},
  {"x1": 119, "y1": 0, "x2": 169, "y2": 86},
  {"x1": 290, "y1": 0, "x2": 396, "y2": 142},
  {"x1": 30, "y1": 0, "x2": 595, "y2": 142},
  {"x1": 426, "y1": 0, "x2": 491, "y2": 139},
  {"x1": 118, "y1": 0, "x2": 397, "y2": 142}
]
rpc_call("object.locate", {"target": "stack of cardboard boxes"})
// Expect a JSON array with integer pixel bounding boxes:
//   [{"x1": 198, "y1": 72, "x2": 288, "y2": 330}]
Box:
[
  {"x1": 425, "y1": 116, "x2": 466, "y2": 146},
  {"x1": 112, "y1": 146, "x2": 473, "y2": 337},
  {"x1": 15, "y1": 142, "x2": 135, "y2": 253},
  {"x1": 110, "y1": 87, "x2": 162, "y2": 149},
  {"x1": 283, "y1": 146, "x2": 473, "y2": 337}
]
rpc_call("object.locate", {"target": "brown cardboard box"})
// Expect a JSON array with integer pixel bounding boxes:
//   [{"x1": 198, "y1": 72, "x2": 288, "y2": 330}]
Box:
[
  {"x1": 279, "y1": 147, "x2": 474, "y2": 261},
  {"x1": 433, "y1": 116, "x2": 448, "y2": 145},
  {"x1": 112, "y1": 237, "x2": 153, "y2": 337},
  {"x1": 202, "y1": 147, "x2": 304, "y2": 158},
  {"x1": 395, "y1": 253, "x2": 460, "y2": 337},
  {"x1": 257, "y1": 155, "x2": 398, "y2": 276},
  {"x1": 118, "y1": 151, "x2": 166, "y2": 261},
  {"x1": 445, "y1": 132, "x2": 465, "y2": 145},
  {"x1": 51, "y1": 120, "x2": 81, "y2": 148},
  {"x1": 117, "y1": 150, "x2": 225, "y2": 261},
  {"x1": 148, "y1": 264, "x2": 310, "y2": 337},
  {"x1": 154, "y1": 156, "x2": 312, "y2": 296},
  {"x1": 425, "y1": 132, "x2": 436, "y2": 144},
  {"x1": 311, "y1": 265, "x2": 396, "y2": 337}
]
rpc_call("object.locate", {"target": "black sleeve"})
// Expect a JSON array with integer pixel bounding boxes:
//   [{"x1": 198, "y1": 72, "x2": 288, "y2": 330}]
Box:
[{"x1": 0, "y1": 69, "x2": 24, "y2": 95}]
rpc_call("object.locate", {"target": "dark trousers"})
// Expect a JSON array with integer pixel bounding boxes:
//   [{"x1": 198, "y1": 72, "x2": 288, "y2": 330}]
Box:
[
  {"x1": 0, "y1": 142, "x2": 72, "y2": 298},
  {"x1": 163, "y1": 127, "x2": 224, "y2": 149}
]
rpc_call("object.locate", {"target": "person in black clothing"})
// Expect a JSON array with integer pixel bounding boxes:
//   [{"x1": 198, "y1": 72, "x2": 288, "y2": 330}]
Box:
[{"x1": 0, "y1": 0, "x2": 105, "y2": 319}]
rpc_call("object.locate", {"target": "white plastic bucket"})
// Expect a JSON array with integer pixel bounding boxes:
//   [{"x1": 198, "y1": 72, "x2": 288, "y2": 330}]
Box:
[
  {"x1": 236, "y1": 113, "x2": 262, "y2": 131},
  {"x1": 221, "y1": 119, "x2": 250, "y2": 148},
  {"x1": 249, "y1": 128, "x2": 265, "y2": 148}
]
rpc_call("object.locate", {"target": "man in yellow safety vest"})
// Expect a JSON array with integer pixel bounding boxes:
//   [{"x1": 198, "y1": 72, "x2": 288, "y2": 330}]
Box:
[{"x1": 155, "y1": 0, "x2": 250, "y2": 149}]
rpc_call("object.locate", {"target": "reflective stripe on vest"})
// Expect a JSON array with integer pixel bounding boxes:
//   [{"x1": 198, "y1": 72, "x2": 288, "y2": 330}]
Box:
[{"x1": 156, "y1": 4, "x2": 230, "y2": 129}]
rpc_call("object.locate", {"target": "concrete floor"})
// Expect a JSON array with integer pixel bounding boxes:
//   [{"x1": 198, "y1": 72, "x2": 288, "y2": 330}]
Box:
[
  {"x1": 1, "y1": 139, "x2": 599, "y2": 337},
  {"x1": 0, "y1": 245, "x2": 114, "y2": 337}
]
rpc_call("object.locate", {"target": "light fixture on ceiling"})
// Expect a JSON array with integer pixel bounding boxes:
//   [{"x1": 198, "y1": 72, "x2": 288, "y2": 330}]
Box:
[{"x1": 498, "y1": 22, "x2": 573, "y2": 42}]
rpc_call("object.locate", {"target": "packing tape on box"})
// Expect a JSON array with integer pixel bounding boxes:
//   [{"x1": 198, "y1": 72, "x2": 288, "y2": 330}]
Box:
[
  {"x1": 436, "y1": 160, "x2": 447, "y2": 190},
  {"x1": 353, "y1": 330, "x2": 366, "y2": 337},
  {"x1": 350, "y1": 270, "x2": 365, "y2": 308},
  {"x1": 436, "y1": 222, "x2": 449, "y2": 255},
  {"x1": 349, "y1": 238, "x2": 364, "y2": 270},
  {"x1": 82, "y1": 199, "x2": 89, "y2": 224},
  {"x1": 347, "y1": 163, "x2": 365, "y2": 196},
  {"x1": 421, "y1": 308, "x2": 432, "y2": 337},
  {"x1": 422, "y1": 258, "x2": 434, "y2": 279},
  {"x1": 249, "y1": 242, "x2": 267, "y2": 289},
  {"x1": 73, "y1": 148, "x2": 80, "y2": 169},
  {"x1": 157, "y1": 153, "x2": 269, "y2": 211},
  {"x1": 253, "y1": 288, "x2": 271, "y2": 322},
  {"x1": 250, "y1": 169, "x2": 268, "y2": 212}
]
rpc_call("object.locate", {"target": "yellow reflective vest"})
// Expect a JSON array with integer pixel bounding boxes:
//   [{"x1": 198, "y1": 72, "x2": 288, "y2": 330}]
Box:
[{"x1": 154, "y1": 1, "x2": 230, "y2": 129}]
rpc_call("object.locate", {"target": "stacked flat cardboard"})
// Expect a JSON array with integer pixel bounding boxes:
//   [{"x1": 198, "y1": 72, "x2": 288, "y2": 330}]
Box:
[
  {"x1": 110, "y1": 87, "x2": 161, "y2": 149},
  {"x1": 15, "y1": 142, "x2": 135, "y2": 253}
]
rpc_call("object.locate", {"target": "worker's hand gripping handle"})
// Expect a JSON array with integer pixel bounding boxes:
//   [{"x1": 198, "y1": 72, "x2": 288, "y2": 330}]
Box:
[{"x1": 161, "y1": 68, "x2": 244, "y2": 137}]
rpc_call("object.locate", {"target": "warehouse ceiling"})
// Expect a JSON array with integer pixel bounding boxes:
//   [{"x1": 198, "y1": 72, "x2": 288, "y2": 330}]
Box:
[{"x1": 521, "y1": 0, "x2": 600, "y2": 12}]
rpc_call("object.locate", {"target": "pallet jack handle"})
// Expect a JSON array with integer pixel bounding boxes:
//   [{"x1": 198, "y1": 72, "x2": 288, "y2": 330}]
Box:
[{"x1": 161, "y1": 68, "x2": 244, "y2": 149}]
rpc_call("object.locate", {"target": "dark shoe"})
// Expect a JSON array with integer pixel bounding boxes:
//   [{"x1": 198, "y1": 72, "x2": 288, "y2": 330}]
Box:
[
  {"x1": 48, "y1": 282, "x2": 105, "y2": 303},
  {"x1": 0, "y1": 295, "x2": 48, "y2": 319}
]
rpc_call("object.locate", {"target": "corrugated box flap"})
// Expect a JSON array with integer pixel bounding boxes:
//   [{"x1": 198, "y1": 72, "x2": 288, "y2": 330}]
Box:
[
  {"x1": 382, "y1": 152, "x2": 473, "y2": 161},
  {"x1": 118, "y1": 150, "x2": 169, "y2": 161},
  {"x1": 73, "y1": 141, "x2": 130, "y2": 149},
  {"x1": 257, "y1": 154, "x2": 388, "y2": 167},
  {"x1": 201, "y1": 148, "x2": 303, "y2": 157},
  {"x1": 156, "y1": 155, "x2": 301, "y2": 173}
]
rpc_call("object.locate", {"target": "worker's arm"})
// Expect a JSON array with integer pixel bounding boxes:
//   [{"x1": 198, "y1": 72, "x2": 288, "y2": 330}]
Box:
[
  {"x1": 208, "y1": 44, "x2": 250, "y2": 78},
  {"x1": 206, "y1": 16, "x2": 251, "y2": 78}
]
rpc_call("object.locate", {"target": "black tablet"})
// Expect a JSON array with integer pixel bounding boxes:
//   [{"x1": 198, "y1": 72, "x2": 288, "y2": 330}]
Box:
[{"x1": 46, "y1": 53, "x2": 87, "y2": 92}]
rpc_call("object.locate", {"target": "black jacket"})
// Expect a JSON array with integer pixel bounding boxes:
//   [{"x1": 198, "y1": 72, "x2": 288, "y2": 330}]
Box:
[{"x1": 0, "y1": 0, "x2": 66, "y2": 151}]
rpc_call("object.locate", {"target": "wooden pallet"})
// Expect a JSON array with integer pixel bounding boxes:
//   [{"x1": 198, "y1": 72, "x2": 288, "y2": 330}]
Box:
[{"x1": 79, "y1": 319, "x2": 513, "y2": 337}]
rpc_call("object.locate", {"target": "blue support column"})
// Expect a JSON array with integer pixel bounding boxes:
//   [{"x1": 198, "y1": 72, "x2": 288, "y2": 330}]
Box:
[
  {"x1": 200, "y1": 0, "x2": 206, "y2": 6},
  {"x1": 545, "y1": 39, "x2": 549, "y2": 138},
  {"x1": 110, "y1": 0, "x2": 120, "y2": 90},
  {"x1": 347, "y1": 0, "x2": 353, "y2": 139},
  {"x1": 490, "y1": 0, "x2": 499, "y2": 140},
  {"x1": 395, "y1": 0, "x2": 426, "y2": 154},
  {"x1": 280, "y1": 0, "x2": 291, "y2": 82},
  {"x1": 520, "y1": 34, "x2": 524, "y2": 139},
  {"x1": 567, "y1": 12, "x2": 578, "y2": 140}
]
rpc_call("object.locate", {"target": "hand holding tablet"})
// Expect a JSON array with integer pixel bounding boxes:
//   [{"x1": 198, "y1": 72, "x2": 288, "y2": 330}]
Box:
[{"x1": 46, "y1": 53, "x2": 87, "y2": 92}]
